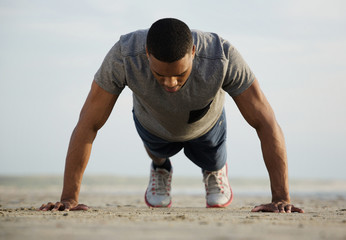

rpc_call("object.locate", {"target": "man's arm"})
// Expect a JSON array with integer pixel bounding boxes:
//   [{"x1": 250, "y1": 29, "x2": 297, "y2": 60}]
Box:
[
  {"x1": 40, "y1": 80, "x2": 118, "y2": 211},
  {"x1": 232, "y1": 79, "x2": 303, "y2": 213}
]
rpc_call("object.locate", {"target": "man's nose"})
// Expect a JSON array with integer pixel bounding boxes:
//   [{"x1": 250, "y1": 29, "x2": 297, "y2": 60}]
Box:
[{"x1": 163, "y1": 77, "x2": 178, "y2": 87}]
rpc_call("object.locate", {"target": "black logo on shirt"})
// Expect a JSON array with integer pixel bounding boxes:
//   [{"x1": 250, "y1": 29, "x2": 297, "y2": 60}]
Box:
[{"x1": 188, "y1": 100, "x2": 213, "y2": 124}]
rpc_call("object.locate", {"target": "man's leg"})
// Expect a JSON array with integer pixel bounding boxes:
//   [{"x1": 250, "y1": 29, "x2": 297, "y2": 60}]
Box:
[
  {"x1": 184, "y1": 109, "x2": 233, "y2": 208},
  {"x1": 133, "y1": 112, "x2": 182, "y2": 207},
  {"x1": 145, "y1": 146, "x2": 166, "y2": 165}
]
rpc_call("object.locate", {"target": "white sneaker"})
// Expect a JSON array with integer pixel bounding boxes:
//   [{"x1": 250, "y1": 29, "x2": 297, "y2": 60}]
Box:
[
  {"x1": 145, "y1": 164, "x2": 172, "y2": 208},
  {"x1": 203, "y1": 163, "x2": 233, "y2": 208}
]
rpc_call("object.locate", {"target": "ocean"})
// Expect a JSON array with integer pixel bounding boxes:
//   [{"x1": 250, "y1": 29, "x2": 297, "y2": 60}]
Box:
[{"x1": 1, "y1": 175, "x2": 345, "y2": 199}]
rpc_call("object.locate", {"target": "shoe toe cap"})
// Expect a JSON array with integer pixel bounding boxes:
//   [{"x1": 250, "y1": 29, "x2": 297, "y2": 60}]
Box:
[
  {"x1": 146, "y1": 194, "x2": 171, "y2": 207},
  {"x1": 207, "y1": 193, "x2": 232, "y2": 207}
]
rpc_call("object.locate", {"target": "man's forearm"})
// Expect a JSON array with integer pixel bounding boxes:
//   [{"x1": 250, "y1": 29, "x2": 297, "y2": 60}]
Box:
[
  {"x1": 257, "y1": 122, "x2": 290, "y2": 203},
  {"x1": 61, "y1": 124, "x2": 97, "y2": 202}
]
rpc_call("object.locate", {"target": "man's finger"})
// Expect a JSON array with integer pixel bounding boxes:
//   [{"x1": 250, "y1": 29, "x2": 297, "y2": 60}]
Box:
[
  {"x1": 52, "y1": 202, "x2": 64, "y2": 211},
  {"x1": 251, "y1": 205, "x2": 279, "y2": 213},
  {"x1": 291, "y1": 205, "x2": 304, "y2": 213},
  {"x1": 70, "y1": 204, "x2": 89, "y2": 211},
  {"x1": 39, "y1": 204, "x2": 46, "y2": 210},
  {"x1": 278, "y1": 204, "x2": 285, "y2": 213},
  {"x1": 284, "y1": 204, "x2": 292, "y2": 213},
  {"x1": 40, "y1": 202, "x2": 54, "y2": 211},
  {"x1": 251, "y1": 205, "x2": 263, "y2": 212}
]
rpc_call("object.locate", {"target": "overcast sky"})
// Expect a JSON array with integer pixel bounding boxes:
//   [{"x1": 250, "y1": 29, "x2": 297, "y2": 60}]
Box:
[{"x1": 1, "y1": 0, "x2": 345, "y2": 179}]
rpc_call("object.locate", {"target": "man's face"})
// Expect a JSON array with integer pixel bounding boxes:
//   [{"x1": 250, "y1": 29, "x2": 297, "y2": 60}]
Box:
[{"x1": 147, "y1": 46, "x2": 195, "y2": 93}]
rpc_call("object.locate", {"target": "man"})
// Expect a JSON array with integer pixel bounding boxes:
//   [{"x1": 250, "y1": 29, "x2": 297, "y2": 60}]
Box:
[{"x1": 40, "y1": 18, "x2": 303, "y2": 213}]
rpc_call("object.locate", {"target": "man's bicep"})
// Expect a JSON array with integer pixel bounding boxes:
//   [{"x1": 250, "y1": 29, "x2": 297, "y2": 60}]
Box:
[
  {"x1": 78, "y1": 80, "x2": 119, "y2": 131},
  {"x1": 232, "y1": 79, "x2": 275, "y2": 130}
]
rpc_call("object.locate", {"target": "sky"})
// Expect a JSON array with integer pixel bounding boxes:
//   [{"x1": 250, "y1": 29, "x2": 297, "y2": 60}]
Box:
[{"x1": 1, "y1": 0, "x2": 345, "y2": 179}]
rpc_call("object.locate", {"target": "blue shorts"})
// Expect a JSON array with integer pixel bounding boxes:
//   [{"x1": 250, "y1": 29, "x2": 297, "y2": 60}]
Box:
[{"x1": 133, "y1": 110, "x2": 227, "y2": 171}]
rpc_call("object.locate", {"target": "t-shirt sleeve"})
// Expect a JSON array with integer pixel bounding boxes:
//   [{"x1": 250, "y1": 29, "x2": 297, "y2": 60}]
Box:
[
  {"x1": 94, "y1": 42, "x2": 126, "y2": 95},
  {"x1": 222, "y1": 43, "x2": 255, "y2": 97}
]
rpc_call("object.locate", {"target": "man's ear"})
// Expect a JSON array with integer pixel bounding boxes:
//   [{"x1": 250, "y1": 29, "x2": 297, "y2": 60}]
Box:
[
  {"x1": 145, "y1": 47, "x2": 149, "y2": 58},
  {"x1": 191, "y1": 45, "x2": 196, "y2": 58},
  {"x1": 191, "y1": 45, "x2": 196, "y2": 59}
]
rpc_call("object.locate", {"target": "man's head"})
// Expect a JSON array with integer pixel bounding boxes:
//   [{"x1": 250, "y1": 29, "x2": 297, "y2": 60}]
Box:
[
  {"x1": 146, "y1": 18, "x2": 193, "y2": 63},
  {"x1": 146, "y1": 18, "x2": 196, "y2": 93}
]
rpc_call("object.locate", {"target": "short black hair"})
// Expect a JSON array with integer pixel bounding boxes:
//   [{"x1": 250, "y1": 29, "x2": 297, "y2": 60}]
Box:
[{"x1": 146, "y1": 18, "x2": 193, "y2": 63}]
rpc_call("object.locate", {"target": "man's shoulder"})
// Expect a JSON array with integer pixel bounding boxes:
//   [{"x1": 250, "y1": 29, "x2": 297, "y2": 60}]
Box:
[
  {"x1": 191, "y1": 30, "x2": 232, "y2": 60},
  {"x1": 118, "y1": 29, "x2": 148, "y2": 57}
]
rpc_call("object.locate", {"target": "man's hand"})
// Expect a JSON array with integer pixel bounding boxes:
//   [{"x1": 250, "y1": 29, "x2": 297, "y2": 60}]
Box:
[
  {"x1": 39, "y1": 200, "x2": 89, "y2": 211},
  {"x1": 251, "y1": 202, "x2": 304, "y2": 213}
]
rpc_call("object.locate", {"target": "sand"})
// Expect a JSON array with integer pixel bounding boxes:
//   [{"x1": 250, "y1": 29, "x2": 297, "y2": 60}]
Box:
[{"x1": 1, "y1": 176, "x2": 346, "y2": 240}]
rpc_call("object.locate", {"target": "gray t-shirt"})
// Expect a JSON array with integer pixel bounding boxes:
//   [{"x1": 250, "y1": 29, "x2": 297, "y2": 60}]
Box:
[{"x1": 94, "y1": 29, "x2": 255, "y2": 141}]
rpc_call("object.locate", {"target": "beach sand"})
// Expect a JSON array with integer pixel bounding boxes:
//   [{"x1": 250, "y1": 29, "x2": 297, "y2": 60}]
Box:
[{"x1": 1, "y1": 176, "x2": 345, "y2": 240}]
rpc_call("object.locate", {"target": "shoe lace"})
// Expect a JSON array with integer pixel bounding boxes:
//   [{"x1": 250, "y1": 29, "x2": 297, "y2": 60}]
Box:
[
  {"x1": 203, "y1": 170, "x2": 224, "y2": 194},
  {"x1": 153, "y1": 169, "x2": 171, "y2": 195}
]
